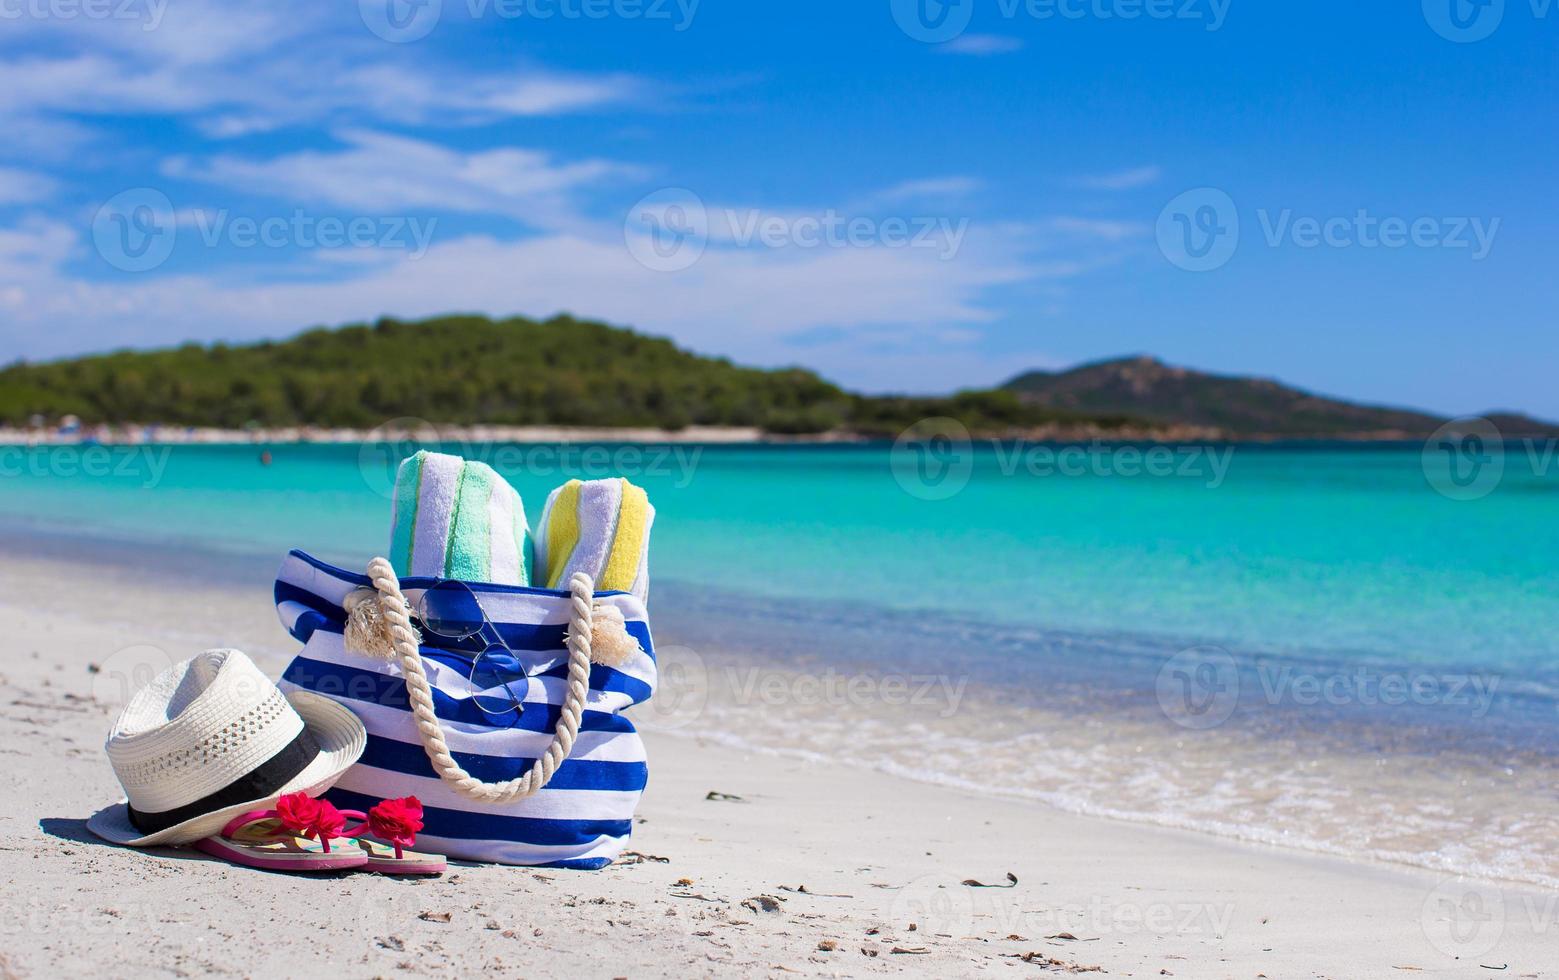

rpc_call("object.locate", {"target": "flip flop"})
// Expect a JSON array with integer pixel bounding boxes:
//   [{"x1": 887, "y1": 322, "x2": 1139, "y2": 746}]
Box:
[
  {"x1": 193, "y1": 813, "x2": 368, "y2": 872},
  {"x1": 339, "y1": 796, "x2": 446, "y2": 875},
  {"x1": 192, "y1": 791, "x2": 365, "y2": 873},
  {"x1": 341, "y1": 833, "x2": 446, "y2": 875}
]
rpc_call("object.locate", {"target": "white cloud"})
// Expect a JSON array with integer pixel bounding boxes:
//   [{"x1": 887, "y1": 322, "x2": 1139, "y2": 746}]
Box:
[
  {"x1": 0, "y1": 217, "x2": 76, "y2": 279},
  {"x1": 939, "y1": 35, "x2": 1025, "y2": 56},
  {"x1": 0, "y1": 1, "x2": 301, "y2": 66},
  {"x1": 0, "y1": 51, "x2": 641, "y2": 133},
  {"x1": 1069, "y1": 166, "x2": 1163, "y2": 190},
  {"x1": 867, "y1": 177, "x2": 983, "y2": 206},
  {"x1": 318, "y1": 64, "x2": 643, "y2": 128},
  {"x1": 0, "y1": 2, "x2": 643, "y2": 150},
  {"x1": 0, "y1": 168, "x2": 58, "y2": 205},
  {"x1": 0, "y1": 55, "x2": 209, "y2": 116},
  {"x1": 0, "y1": 214, "x2": 1040, "y2": 381},
  {"x1": 0, "y1": 114, "x2": 96, "y2": 160},
  {"x1": 476, "y1": 75, "x2": 642, "y2": 116},
  {"x1": 164, "y1": 130, "x2": 634, "y2": 231},
  {"x1": 195, "y1": 115, "x2": 287, "y2": 140},
  {"x1": 0, "y1": 1, "x2": 308, "y2": 65}
]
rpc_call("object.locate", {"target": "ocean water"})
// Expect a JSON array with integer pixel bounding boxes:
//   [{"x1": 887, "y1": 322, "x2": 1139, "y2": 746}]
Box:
[{"x1": 3, "y1": 439, "x2": 1556, "y2": 884}]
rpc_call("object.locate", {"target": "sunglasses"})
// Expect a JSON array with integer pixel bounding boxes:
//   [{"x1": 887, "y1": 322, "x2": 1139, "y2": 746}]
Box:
[{"x1": 413, "y1": 580, "x2": 529, "y2": 722}]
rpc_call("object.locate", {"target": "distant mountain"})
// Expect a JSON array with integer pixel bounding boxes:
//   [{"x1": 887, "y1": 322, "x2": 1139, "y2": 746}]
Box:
[
  {"x1": 1004, "y1": 355, "x2": 1559, "y2": 439},
  {"x1": 7, "y1": 318, "x2": 1548, "y2": 441},
  {"x1": 1481, "y1": 412, "x2": 1559, "y2": 439}
]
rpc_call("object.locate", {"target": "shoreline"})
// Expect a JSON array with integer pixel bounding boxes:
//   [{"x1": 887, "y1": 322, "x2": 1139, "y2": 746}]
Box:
[
  {"x1": 2, "y1": 538, "x2": 1554, "y2": 976},
  {"x1": 0, "y1": 423, "x2": 1478, "y2": 447},
  {"x1": 4, "y1": 520, "x2": 1556, "y2": 892}
]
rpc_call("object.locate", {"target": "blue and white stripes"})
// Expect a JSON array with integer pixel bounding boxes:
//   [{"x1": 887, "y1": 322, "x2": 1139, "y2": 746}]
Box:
[{"x1": 273, "y1": 550, "x2": 655, "y2": 869}]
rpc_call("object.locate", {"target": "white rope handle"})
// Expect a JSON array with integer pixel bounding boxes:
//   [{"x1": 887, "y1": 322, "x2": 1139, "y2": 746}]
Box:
[{"x1": 363, "y1": 555, "x2": 593, "y2": 804}]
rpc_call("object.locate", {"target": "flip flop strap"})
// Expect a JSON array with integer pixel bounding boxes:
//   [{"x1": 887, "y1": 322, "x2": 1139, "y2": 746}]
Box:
[
  {"x1": 219, "y1": 809, "x2": 281, "y2": 838},
  {"x1": 337, "y1": 810, "x2": 369, "y2": 838},
  {"x1": 363, "y1": 556, "x2": 594, "y2": 804},
  {"x1": 220, "y1": 808, "x2": 350, "y2": 845}
]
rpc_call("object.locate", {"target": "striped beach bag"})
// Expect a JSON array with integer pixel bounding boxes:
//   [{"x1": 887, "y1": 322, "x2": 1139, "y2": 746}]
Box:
[{"x1": 273, "y1": 549, "x2": 655, "y2": 869}]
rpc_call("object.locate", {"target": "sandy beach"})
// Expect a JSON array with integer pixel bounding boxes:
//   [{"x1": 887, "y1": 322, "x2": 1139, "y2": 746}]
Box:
[{"x1": 0, "y1": 538, "x2": 1549, "y2": 979}]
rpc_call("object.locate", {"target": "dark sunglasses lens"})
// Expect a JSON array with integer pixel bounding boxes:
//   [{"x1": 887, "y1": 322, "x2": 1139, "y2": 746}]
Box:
[
  {"x1": 416, "y1": 580, "x2": 485, "y2": 639},
  {"x1": 471, "y1": 645, "x2": 528, "y2": 717}
]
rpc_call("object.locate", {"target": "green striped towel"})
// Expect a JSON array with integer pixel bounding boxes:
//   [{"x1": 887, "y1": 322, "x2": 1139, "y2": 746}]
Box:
[{"x1": 388, "y1": 451, "x2": 534, "y2": 586}]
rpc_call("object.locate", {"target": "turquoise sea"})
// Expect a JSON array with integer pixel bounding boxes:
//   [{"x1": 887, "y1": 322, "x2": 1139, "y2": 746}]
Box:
[{"x1": 3, "y1": 439, "x2": 1557, "y2": 884}]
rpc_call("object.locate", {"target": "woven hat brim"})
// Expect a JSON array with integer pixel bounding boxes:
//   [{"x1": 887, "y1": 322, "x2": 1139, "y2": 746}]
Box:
[{"x1": 86, "y1": 690, "x2": 366, "y2": 848}]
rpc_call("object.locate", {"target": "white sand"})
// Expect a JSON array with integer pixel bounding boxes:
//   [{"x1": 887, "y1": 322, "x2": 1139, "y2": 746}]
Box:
[{"x1": 0, "y1": 545, "x2": 1551, "y2": 979}]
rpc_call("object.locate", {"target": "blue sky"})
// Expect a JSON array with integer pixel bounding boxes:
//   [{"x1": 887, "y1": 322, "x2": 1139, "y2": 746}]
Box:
[{"x1": 2, "y1": 0, "x2": 1555, "y2": 417}]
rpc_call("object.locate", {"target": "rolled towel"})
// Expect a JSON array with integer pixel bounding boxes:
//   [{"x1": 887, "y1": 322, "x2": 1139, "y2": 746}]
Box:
[
  {"x1": 388, "y1": 450, "x2": 534, "y2": 586},
  {"x1": 534, "y1": 477, "x2": 654, "y2": 601}
]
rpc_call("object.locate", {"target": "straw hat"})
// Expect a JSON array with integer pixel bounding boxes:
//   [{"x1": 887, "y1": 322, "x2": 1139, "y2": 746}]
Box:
[{"x1": 87, "y1": 649, "x2": 365, "y2": 847}]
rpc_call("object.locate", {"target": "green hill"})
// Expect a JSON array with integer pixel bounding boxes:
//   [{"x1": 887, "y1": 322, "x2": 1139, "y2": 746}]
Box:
[
  {"x1": 15, "y1": 318, "x2": 1528, "y2": 439},
  {"x1": 1004, "y1": 355, "x2": 1559, "y2": 438},
  {"x1": 0, "y1": 314, "x2": 1117, "y2": 436}
]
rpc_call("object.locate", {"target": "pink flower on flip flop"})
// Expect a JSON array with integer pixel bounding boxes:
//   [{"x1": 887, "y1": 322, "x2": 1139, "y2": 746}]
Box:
[
  {"x1": 276, "y1": 792, "x2": 346, "y2": 842},
  {"x1": 367, "y1": 796, "x2": 424, "y2": 850}
]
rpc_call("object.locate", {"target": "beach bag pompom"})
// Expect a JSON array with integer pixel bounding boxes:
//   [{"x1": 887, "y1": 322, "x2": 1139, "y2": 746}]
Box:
[
  {"x1": 586, "y1": 604, "x2": 640, "y2": 667},
  {"x1": 343, "y1": 587, "x2": 416, "y2": 661}
]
